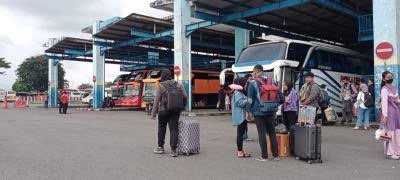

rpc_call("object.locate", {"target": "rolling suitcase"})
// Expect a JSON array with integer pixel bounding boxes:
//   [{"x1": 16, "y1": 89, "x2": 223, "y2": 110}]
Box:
[
  {"x1": 294, "y1": 124, "x2": 322, "y2": 164},
  {"x1": 177, "y1": 119, "x2": 200, "y2": 156}
]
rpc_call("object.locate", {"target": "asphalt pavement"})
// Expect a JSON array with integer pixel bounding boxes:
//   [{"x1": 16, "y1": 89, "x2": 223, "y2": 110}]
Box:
[{"x1": 0, "y1": 108, "x2": 398, "y2": 180}]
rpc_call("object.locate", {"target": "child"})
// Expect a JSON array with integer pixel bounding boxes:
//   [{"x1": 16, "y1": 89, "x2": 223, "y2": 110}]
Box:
[
  {"x1": 225, "y1": 92, "x2": 231, "y2": 111},
  {"x1": 229, "y1": 77, "x2": 252, "y2": 158}
]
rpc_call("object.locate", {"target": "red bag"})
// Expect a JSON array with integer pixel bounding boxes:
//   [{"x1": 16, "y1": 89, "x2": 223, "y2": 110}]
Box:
[{"x1": 255, "y1": 77, "x2": 278, "y2": 102}]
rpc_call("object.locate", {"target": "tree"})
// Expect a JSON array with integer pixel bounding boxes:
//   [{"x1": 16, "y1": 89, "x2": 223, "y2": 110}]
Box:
[
  {"x1": 78, "y1": 83, "x2": 93, "y2": 90},
  {"x1": 12, "y1": 80, "x2": 29, "y2": 92},
  {"x1": 15, "y1": 55, "x2": 66, "y2": 92},
  {"x1": 0, "y1": 57, "x2": 11, "y2": 75}
]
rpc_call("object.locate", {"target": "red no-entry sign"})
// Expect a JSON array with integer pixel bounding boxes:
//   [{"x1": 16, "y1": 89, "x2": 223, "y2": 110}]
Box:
[
  {"x1": 174, "y1": 66, "x2": 181, "y2": 76},
  {"x1": 376, "y1": 42, "x2": 393, "y2": 60}
]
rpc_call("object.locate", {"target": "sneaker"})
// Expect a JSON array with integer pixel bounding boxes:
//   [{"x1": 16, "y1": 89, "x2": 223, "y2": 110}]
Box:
[
  {"x1": 390, "y1": 155, "x2": 400, "y2": 160},
  {"x1": 153, "y1": 147, "x2": 165, "y2": 154},
  {"x1": 272, "y1": 157, "x2": 281, "y2": 161},
  {"x1": 352, "y1": 126, "x2": 360, "y2": 130},
  {"x1": 364, "y1": 126, "x2": 369, "y2": 130},
  {"x1": 255, "y1": 156, "x2": 268, "y2": 162},
  {"x1": 170, "y1": 150, "x2": 178, "y2": 157}
]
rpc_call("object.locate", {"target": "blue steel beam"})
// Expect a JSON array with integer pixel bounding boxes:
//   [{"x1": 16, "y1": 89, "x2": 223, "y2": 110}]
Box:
[
  {"x1": 312, "y1": 0, "x2": 359, "y2": 18},
  {"x1": 64, "y1": 49, "x2": 92, "y2": 56},
  {"x1": 187, "y1": 0, "x2": 312, "y2": 34},
  {"x1": 98, "y1": 16, "x2": 122, "y2": 31}
]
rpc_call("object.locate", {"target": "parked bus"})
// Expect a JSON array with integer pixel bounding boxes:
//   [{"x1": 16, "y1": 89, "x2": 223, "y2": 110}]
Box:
[
  {"x1": 141, "y1": 69, "x2": 233, "y2": 112},
  {"x1": 220, "y1": 39, "x2": 373, "y2": 113},
  {"x1": 6, "y1": 90, "x2": 16, "y2": 102},
  {"x1": 112, "y1": 70, "x2": 148, "y2": 107}
]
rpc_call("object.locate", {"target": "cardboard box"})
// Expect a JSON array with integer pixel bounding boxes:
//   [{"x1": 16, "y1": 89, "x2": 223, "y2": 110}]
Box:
[{"x1": 267, "y1": 133, "x2": 290, "y2": 157}]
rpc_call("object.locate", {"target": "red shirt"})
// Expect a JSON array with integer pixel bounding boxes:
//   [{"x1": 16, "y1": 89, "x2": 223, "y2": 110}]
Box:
[{"x1": 61, "y1": 94, "x2": 69, "y2": 104}]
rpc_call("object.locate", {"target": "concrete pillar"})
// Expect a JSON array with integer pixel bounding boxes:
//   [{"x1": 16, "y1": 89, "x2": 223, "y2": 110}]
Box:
[
  {"x1": 93, "y1": 21, "x2": 105, "y2": 109},
  {"x1": 373, "y1": 0, "x2": 400, "y2": 99},
  {"x1": 48, "y1": 38, "x2": 58, "y2": 108},
  {"x1": 235, "y1": 28, "x2": 250, "y2": 62},
  {"x1": 174, "y1": 0, "x2": 192, "y2": 111}
]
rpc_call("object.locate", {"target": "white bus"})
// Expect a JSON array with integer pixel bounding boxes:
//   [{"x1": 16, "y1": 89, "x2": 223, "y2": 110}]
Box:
[{"x1": 220, "y1": 39, "x2": 373, "y2": 113}]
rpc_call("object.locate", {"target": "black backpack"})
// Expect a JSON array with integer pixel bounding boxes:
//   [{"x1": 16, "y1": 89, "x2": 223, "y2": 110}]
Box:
[
  {"x1": 162, "y1": 83, "x2": 185, "y2": 112},
  {"x1": 363, "y1": 92, "x2": 374, "y2": 108}
]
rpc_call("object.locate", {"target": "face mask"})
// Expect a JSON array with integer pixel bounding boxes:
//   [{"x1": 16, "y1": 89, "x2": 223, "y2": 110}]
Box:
[{"x1": 386, "y1": 79, "x2": 394, "y2": 84}]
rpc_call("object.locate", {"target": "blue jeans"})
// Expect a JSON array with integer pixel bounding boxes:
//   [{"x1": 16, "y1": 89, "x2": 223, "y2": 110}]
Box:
[{"x1": 356, "y1": 108, "x2": 371, "y2": 127}]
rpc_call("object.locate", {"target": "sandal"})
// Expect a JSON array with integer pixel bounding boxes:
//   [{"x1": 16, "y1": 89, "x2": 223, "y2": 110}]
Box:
[{"x1": 237, "y1": 151, "x2": 251, "y2": 158}]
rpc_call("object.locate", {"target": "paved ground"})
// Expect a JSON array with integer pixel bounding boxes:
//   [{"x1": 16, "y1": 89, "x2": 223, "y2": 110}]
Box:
[{"x1": 0, "y1": 108, "x2": 398, "y2": 180}]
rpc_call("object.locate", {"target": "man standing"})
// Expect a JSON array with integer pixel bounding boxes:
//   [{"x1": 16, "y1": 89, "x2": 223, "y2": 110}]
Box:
[
  {"x1": 340, "y1": 77, "x2": 358, "y2": 125},
  {"x1": 60, "y1": 92, "x2": 69, "y2": 114},
  {"x1": 300, "y1": 72, "x2": 321, "y2": 109},
  {"x1": 319, "y1": 84, "x2": 331, "y2": 126},
  {"x1": 246, "y1": 65, "x2": 280, "y2": 162}
]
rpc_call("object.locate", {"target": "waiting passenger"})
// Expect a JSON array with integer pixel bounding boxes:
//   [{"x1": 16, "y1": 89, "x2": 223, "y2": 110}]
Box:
[
  {"x1": 380, "y1": 71, "x2": 400, "y2": 160},
  {"x1": 340, "y1": 77, "x2": 358, "y2": 125},
  {"x1": 319, "y1": 84, "x2": 331, "y2": 126},
  {"x1": 353, "y1": 81, "x2": 371, "y2": 130},
  {"x1": 151, "y1": 69, "x2": 187, "y2": 157},
  {"x1": 283, "y1": 80, "x2": 299, "y2": 130},
  {"x1": 217, "y1": 85, "x2": 225, "y2": 111},
  {"x1": 229, "y1": 77, "x2": 252, "y2": 158}
]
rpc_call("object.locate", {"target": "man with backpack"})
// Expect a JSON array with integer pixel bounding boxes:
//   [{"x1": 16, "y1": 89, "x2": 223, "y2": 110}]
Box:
[
  {"x1": 319, "y1": 84, "x2": 331, "y2": 126},
  {"x1": 340, "y1": 77, "x2": 358, "y2": 125},
  {"x1": 151, "y1": 69, "x2": 187, "y2": 157},
  {"x1": 246, "y1": 65, "x2": 283, "y2": 162}
]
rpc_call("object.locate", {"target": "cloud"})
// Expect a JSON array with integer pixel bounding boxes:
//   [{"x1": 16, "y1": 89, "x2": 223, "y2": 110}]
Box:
[{"x1": 0, "y1": 0, "x2": 171, "y2": 89}]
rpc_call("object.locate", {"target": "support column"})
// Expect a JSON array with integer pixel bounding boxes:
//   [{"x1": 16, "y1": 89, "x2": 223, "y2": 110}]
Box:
[
  {"x1": 93, "y1": 21, "x2": 105, "y2": 109},
  {"x1": 373, "y1": 0, "x2": 400, "y2": 101},
  {"x1": 235, "y1": 28, "x2": 250, "y2": 62},
  {"x1": 174, "y1": 0, "x2": 192, "y2": 111},
  {"x1": 48, "y1": 38, "x2": 58, "y2": 108}
]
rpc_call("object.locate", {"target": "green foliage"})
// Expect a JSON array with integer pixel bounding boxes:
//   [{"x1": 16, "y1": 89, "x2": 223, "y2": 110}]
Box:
[
  {"x1": 0, "y1": 57, "x2": 11, "y2": 75},
  {"x1": 78, "y1": 83, "x2": 93, "y2": 90},
  {"x1": 12, "y1": 80, "x2": 30, "y2": 92},
  {"x1": 15, "y1": 55, "x2": 66, "y2": 92}
]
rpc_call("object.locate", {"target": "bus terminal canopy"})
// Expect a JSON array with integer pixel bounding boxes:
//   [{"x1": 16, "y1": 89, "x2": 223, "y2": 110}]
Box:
[{"x1": 151, "y1": 0, "x2": 372, "y2": 44}]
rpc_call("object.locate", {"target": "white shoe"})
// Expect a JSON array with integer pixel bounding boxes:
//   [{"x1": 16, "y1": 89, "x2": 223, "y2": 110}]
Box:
[
  {"x1": 352, "y1": 126, "x2": 360, "y2": 130},
  {"x1": 390, "y1": 155, "x2": 400, "y2": 160}
]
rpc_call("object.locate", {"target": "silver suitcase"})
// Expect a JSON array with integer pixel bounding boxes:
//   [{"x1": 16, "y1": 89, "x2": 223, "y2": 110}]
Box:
[
  {"x1": 177, "y1": 119, "x2": 200, "y2": 155},
  {"x1": 294, "y1": 124, "x2": 322, "y2": 164}
]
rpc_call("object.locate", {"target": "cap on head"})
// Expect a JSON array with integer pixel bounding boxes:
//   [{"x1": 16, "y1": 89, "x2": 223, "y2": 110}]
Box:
[
  {"x1": 305, "y1": 72, "x2": 314, "y2": 78},
  {"x1": 253, "y1": 64, "x2": 263, "y2": 72}
]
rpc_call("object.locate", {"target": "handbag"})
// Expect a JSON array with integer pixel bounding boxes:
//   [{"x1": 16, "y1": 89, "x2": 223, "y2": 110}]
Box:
[{"x1": 374, "y1": 126, "x2": 391, "y2": 141}]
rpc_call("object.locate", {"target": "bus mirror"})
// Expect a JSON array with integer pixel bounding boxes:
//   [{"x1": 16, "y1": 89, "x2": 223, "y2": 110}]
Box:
[{"x1": 273, "y1": 67, "x2": 282, "y2": 83}]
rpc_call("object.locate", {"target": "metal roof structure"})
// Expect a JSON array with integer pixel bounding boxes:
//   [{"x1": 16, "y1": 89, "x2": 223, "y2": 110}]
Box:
[
  {"x1": 151, "y1": 0, "x2": 372, "y2": 44},
  {"x1": 93, "y1": 13, "x2": 236, "y2": 56}
]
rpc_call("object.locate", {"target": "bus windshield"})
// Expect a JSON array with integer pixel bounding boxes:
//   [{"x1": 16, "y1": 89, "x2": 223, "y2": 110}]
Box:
[
  {"x1": 124, "y1": 84, "x2": 140, "y2": 97},
  {"x1": 238, "y1": 42, "x2": 286, "y2": 63}
]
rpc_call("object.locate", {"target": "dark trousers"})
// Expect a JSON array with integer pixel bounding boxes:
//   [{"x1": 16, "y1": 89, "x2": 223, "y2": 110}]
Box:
[
  {"x1": 255, "y1": 115, "x2": 279, "y2": 158},
  {"x1": 59, "y1": 103, "x2": 63, "y2": 114},
  {"x1": 342, "y1": 100, "x2": 353, "y2": 123},
  {"x1": 62, "y1": 103, "x2": 68, "y2": 114},
  {"x1": 320, "y1": 106, "x2": 328, "y2": 125},
  {"x1": 283, "y1": 111, "x2": 297, "y2": 130},
  {"x1": 237, "y1": 120, "x2": 248, "y2": 151},
  {"x1": 158, "y1": 111, "x2": 180, "y2": 150}
]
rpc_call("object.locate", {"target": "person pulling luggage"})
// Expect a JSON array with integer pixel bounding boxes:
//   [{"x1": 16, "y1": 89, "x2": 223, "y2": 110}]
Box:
[{"x1": 151, "y1": 69, "x2": 187, "y2": 157}]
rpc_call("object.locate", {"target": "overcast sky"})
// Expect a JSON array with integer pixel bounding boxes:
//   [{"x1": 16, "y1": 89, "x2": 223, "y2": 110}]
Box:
[{"x1": 0, "y1": 0, "x2": 170, "y2": 89}]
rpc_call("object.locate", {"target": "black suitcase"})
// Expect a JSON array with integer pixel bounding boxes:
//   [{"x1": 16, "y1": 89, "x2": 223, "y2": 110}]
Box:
[{"x1": 294, "y1": 124, "x2": 322, "y2": 164}]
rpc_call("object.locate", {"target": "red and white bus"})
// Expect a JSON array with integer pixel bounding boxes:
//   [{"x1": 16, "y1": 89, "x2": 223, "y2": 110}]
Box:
[{"x1": 112, "y1": 70, "x2": 149, "y2": 107}]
